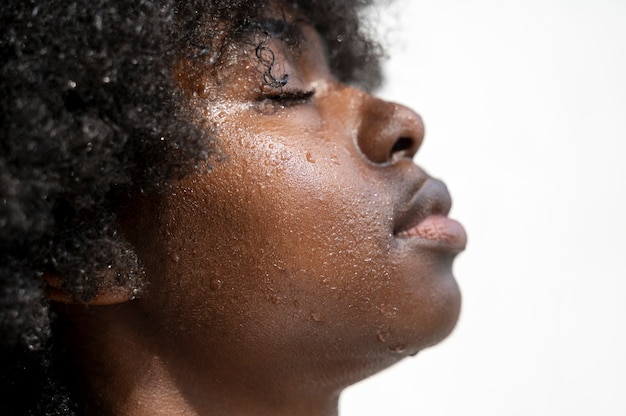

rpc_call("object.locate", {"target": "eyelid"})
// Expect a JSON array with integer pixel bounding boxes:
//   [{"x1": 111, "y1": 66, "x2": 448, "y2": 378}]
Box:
[
  {"x1": 262, "y1": 89, "x2": 315, "y2": 104},
  {"x1": 254, "y1": 89, "x2": 315, "y2": 112}
]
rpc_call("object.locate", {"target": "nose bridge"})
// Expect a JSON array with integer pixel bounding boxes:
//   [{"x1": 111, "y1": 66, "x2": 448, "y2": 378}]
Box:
[{"x1": 356, "y1": 92, "x2": 424, "y2": 165}]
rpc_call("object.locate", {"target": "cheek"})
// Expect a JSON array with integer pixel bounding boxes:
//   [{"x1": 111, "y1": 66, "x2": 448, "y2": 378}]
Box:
[
  {"x1": 136, "y1": 131, "x2": 459, "y2": 359},
  {"x1": 156, "y1": 138, "x2": 391, "y2": 316},
  {"x1": 175, "y1": 136, "x2": 392, "y2": 285}
]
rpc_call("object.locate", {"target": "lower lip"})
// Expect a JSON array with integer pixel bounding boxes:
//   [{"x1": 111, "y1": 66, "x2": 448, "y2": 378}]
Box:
[{"x1": 397, "y1": 215, "x2": 467, "y2": 252}]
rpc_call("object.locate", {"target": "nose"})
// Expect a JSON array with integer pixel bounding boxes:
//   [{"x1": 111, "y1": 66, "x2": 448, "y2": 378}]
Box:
[{"x1": 356, "y1": 95, "x2": 424, "y2": 165}]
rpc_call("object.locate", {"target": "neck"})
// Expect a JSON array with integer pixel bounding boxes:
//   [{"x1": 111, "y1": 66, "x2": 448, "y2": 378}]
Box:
[{"x1": 57, "y1": 303, "x2": 343, "y2": 416}]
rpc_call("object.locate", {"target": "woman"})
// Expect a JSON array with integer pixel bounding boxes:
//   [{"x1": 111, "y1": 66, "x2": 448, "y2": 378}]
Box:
[{"x1": 0, "y1": 0, "x2": 466, "y2": 414}]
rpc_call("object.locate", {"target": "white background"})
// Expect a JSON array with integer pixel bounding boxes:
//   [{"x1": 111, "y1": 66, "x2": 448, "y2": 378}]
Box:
[{"x1": 341, "y1": 1, "x2": 626, "y2": 415}]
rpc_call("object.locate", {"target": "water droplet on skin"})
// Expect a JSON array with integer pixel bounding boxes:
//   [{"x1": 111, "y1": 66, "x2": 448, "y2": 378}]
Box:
[
  {"x1": 210, "y1": 278, "x2": 223, "y2": 291},
  {"x1": 215, "y1": 111, "x2": 227, "y2": 122},
  {"x1": 388, "y1": 344, "x2": 407, "y2": 354},
  {"x1": 378, "y1": 304, "x2": 398, "y2": 318},
  {"x1": 200, "y1": 83, "x2": 219, "y2": 101},
  {"x1": 377, "y1": 327, "x2": 390, "y2": 343},
  {"x1": 207, "y1": 50, "x2": 219, "y2": 65},
  {"x1": 311, "y1": 312, "x2": 326, "y2": 322},
  {"x1": 306, "y1": 151, "x2": 316, "y2": 163},
  {"x1": 264, "y1": 288, "x2": 283, "y2": 305},
  {"x1": 330, "y1": 155, "x2": 341, "y2": 165}
]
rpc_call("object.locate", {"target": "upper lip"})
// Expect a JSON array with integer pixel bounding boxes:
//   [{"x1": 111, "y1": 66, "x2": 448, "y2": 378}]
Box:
[{"x1": 393, "y1": 177, "x2": 452, "y2": 236}]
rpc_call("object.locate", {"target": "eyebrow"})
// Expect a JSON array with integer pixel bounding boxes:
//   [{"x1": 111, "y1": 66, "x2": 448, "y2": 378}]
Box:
[
  {"x1": 258, "y1": 18, "x2": 292, "y2": 36},
  {"x1": 248, "y1": 17, "x2": 305, "y2": 45}
]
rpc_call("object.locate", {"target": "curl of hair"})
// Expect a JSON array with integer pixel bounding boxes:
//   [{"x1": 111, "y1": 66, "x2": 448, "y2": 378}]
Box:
[{"x1": 0, "y1": 0, "x2": 383, "y2": 413}]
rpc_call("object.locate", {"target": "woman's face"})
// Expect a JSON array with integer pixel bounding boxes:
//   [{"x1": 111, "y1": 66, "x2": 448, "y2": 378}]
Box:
[{"x1": 122, "y1": 21, "x2": 465, "y2": 386}]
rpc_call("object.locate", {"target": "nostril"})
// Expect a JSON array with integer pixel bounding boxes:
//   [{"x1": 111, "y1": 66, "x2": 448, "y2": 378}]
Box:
[
  {"x1": 390, "y1": 137, "x2": 415, "y2": 160},
  {"x1": 355, "y1": 92, "x2": 424, "y2": 165}
]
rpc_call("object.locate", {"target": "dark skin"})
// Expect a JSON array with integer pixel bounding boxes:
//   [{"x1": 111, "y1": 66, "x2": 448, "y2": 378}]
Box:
[{"x1": 52, "y1": 18, "x2": 466, "y2": 416}]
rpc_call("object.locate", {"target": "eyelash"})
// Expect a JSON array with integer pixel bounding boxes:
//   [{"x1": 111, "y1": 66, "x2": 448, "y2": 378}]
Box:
[{"x1": 261, "y1": 89, "x2": 315, "y2": 108}]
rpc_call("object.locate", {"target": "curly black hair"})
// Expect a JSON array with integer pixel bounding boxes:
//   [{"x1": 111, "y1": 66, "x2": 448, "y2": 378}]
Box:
[{"x1": 0, "y1": 0, "x2": 383, "y2": 414}]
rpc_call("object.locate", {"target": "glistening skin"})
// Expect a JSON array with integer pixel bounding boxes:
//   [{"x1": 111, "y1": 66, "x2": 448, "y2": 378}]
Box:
[{"x1": 53, "y1": 20, "x2": 466, "y2": 416}]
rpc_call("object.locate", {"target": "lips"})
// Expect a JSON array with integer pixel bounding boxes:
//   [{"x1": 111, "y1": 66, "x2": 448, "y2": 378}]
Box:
[{"x1": 394, "y1": 178, "x2": 467, "y2": 252}]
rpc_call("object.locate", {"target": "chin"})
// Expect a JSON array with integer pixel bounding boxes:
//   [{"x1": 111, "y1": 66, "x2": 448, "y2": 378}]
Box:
[{"x1": 388, "y1": 266, "x2": 462, "y2": 358}]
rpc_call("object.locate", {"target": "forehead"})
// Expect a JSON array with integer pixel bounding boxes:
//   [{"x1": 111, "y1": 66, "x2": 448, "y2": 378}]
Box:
[
  {"x1": 176, "y1": 15, "x2": 328, "y2": 100},
  {"x1": 176, "y1": 0, "x2": 382, "y2": 92},
  {"x1": 186, "y1": 2, "x2": 307, "y2": 55}
]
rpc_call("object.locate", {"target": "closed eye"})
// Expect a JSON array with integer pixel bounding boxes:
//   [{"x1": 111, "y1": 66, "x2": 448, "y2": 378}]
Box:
[{"x1": 262, "y1": 89, "x2": 315, "y2": 107}]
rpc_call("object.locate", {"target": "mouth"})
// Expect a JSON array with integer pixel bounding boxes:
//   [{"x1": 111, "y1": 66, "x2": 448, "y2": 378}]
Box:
[{"x1": 394, "y1": 178, "x2": 467, "y2": 252}]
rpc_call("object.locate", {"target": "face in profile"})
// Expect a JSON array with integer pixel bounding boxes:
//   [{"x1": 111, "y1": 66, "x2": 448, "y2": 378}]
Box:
[
  {"x1": 116, "y1": 17, "x2": 466, "y2": 394},
  {"x1": 0, "y1": 1, "x2": 467, "y2": 414}
]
